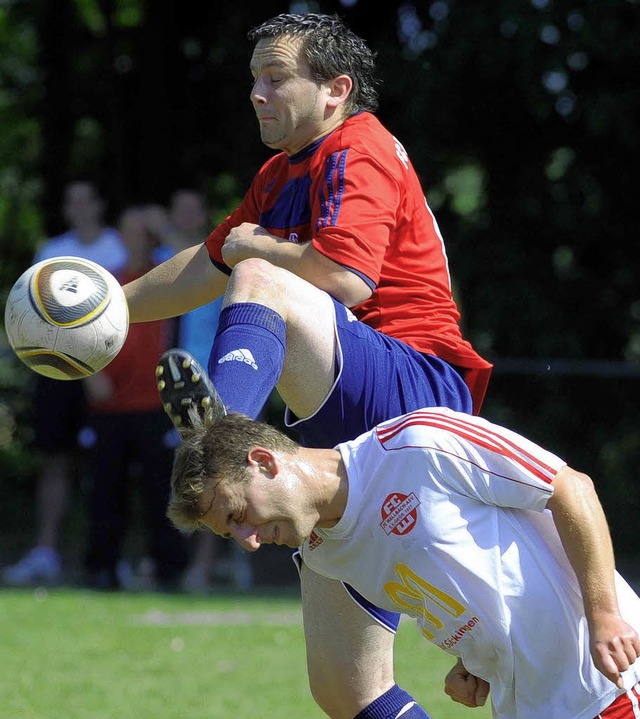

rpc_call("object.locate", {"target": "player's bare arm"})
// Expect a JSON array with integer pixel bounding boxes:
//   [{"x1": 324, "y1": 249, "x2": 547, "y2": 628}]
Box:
[
  {"x1": 547, "y1": 466, "x2": 640, "y2": 686},
  {"x1": 221, "y1": 221, "x2": 372, "y2": 307},
  {"x1": 124, "y1": 243, "x2": 228, "y2": 323},
  {"x1": 443, "y1": 658, "x2": 490, "y2": 708}
]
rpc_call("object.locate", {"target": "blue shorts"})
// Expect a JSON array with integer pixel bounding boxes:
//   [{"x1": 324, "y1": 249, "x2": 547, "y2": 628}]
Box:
[{"x1": 287, "y1": 298, "x2": 473, "y2": 631}]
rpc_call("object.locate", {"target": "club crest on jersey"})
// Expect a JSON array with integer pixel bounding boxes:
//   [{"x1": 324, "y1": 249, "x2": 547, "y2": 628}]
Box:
[{"x1": 380, "y1": 492, "x2": 420, "y2": 536}]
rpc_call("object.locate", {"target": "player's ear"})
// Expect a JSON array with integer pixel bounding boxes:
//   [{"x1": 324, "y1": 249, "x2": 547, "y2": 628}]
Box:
[
  {"x1": 326, "y1": 74, "x2": 352, "y2": 108},
  {"x1": 246, "y1": 446, "x2": 278, "y2": 477}
]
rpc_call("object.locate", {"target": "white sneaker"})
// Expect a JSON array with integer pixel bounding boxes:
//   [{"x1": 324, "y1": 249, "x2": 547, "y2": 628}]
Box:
[{"x1": 1, "y1": 547, "x2": 62, "y2": 586}]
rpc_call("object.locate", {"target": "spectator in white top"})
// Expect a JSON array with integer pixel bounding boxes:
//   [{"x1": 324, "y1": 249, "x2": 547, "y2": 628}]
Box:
[{"x1": 2, "y1": 180, "x2": 127, "y2": 587}]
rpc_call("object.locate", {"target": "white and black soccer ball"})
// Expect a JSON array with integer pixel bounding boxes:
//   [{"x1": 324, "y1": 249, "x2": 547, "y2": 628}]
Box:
[{"x1": 4, "y1": 256, "x2": 129, "y2": 380}]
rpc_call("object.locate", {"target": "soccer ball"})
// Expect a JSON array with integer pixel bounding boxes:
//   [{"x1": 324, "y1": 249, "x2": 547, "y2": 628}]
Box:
[{"x1": 3, "y1": 256, "x2": 129, "y2": 380}]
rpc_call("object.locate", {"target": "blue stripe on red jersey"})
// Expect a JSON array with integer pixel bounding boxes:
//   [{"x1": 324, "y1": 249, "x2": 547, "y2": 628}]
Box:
[{"x1": 319, "y1": 150, "x2": 348, "y2": 230}]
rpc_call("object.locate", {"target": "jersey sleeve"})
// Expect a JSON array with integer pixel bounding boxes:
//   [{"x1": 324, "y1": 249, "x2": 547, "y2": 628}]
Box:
[
  {"x1": 431, "y1": 416, "x2": 565, "y2": 511},
  {"x1": 204, "y1": 170, "x2": 267, "y2": 271},
  {"x1": 377, "y1": 409, "x2": 565, "y2": 512},
  {"x1": 310, "y1": 149, "x2": 400, "y2": 286}
]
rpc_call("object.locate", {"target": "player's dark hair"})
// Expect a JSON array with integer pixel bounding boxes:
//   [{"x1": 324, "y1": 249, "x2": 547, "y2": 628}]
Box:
[{"x1": 248, "y1": 13, "x2": 379, "y2": 115}]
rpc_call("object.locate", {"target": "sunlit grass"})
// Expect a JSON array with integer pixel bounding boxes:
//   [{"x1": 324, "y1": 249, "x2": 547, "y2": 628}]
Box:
[{"x1": 0, "y1": 587, "x2": 490, "y2": 719}]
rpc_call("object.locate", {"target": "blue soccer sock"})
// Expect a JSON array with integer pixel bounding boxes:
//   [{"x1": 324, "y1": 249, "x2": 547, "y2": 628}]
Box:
[
  {"x1": 207, "y1": 302, "x2": 286, "y2": 419},
  {"x1": 354, "y1": 685, "x2": 431, "y2": 719}
]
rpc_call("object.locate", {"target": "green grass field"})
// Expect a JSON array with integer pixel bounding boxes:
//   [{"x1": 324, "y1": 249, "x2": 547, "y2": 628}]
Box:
[{"x1": 0, "y1": 586, "x2": 492, "y2": 719}]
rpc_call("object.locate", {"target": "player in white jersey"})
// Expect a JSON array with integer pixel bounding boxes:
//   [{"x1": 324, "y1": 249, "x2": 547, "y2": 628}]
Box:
[{"x1": 166, "y1": 403, "x2": 640, "y2": 719}]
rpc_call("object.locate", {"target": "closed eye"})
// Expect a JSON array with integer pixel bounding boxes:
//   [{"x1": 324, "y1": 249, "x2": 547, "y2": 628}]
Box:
[{"x1": 224, "y1": 511, "x2": 244, "y2": 539}]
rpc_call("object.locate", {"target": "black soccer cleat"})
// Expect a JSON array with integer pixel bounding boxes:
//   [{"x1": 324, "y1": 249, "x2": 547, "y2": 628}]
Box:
[{"x1": 155, "y1": 348, "x2": 226, "y2": 433}]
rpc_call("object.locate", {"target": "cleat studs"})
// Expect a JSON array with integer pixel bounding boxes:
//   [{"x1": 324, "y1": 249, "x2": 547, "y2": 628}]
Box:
[{"x1": 156, "y1": 350, "x2": 221, "y2": 432}]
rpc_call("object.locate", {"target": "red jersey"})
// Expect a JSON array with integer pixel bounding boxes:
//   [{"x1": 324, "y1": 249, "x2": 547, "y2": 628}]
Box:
[{"x1": 206, "y1": 112, "x2": 491, "y2": 412}]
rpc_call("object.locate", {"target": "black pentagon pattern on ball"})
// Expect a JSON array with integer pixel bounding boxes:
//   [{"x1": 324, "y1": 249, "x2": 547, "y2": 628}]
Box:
[{"x1": 31, "y1": 258, "x2": 110, "y2": 327}]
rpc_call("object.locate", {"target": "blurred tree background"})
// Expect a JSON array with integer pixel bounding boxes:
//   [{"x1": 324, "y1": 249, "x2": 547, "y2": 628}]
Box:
[{"x1": 1, "y1": 0, "x2": 639, "y2": 553}]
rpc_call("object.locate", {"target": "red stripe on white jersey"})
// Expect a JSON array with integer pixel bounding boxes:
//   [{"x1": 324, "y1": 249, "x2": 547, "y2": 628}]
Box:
[
  {"x1": 376, "y1": 410, "x2": 558, "y2": 484},
  {"x1": 597, "y1": 683, "x2": 640, "y2": 718}
]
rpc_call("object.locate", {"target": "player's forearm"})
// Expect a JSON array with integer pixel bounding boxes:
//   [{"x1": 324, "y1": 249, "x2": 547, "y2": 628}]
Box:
[
  {"x1": 547, "y1": 466, "x2": 620, "y2": 620},
  {"x1": 124, "y1": 244, "x2": 226, "y2": 323},
  {"x1": 221, "y1": 224, "x2": 371, "y2": 307},
  {"x1": 301, "y1": 243, "x2": 372, "y2": 307}
]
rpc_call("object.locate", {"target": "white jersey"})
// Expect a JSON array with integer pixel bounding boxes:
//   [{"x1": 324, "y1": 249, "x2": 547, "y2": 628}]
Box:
[
  {"x1": 300, "y1": 407, "x2": 640, "y2": 719},
  {"x1": 35, "y1": 228, "x2": 128, "y2": 273}
]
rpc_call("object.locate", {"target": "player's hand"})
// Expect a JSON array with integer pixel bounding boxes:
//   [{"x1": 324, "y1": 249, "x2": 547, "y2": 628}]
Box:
[
  {"x1": 590, "y1": 613, "x2": 640, "y2": 688},
  {"x1": 221, "y1": 223, "x2": 278, "y2": 267},
  {"x1": 444, "y1": 658, "x2": 490, "y2": 708}
]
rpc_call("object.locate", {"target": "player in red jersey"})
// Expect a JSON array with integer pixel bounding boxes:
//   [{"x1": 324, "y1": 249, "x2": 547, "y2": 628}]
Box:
[
  {"x1": 125, "y1": 13, "x2": 492, "y2": 719},
  {"x1": 205, "y1": 110, "x2": 489, "y2": 409}
]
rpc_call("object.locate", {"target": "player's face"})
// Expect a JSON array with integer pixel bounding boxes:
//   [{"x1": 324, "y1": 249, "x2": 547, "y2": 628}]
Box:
[
  {"x1": 198, "y1": 459, "x2": 318, "y2": 552},
  {"x1": 249, "y1": 36, "x2": 330, "y2": 156}
]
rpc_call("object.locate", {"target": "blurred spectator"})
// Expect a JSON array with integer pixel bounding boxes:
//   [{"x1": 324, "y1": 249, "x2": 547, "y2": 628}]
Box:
[
  {"x1": 82, "y1": 206, "x2": 189, "y2": 591},
  {"x1": 145, "y1": 189, "x2": 252, "y2": 592},
  {"x1": 144, "y1": 189, "x2": 224, "y2": 365},
  {"x1": 2, "y1": 180, "x2": 128, "y2": 587}
]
